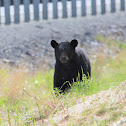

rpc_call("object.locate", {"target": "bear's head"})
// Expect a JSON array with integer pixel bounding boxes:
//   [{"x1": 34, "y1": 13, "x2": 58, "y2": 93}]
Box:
[{"x1": 51, "y1": 39, "x2": 78, "y2": 64}]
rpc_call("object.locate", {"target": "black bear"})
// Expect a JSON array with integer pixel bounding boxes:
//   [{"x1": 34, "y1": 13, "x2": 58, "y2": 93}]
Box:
[{"x1": 51, "y1": 39, "x2": 91, "y2": 93}]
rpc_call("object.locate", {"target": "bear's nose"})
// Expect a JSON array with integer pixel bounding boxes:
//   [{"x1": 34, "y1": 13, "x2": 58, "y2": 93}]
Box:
[{"x1": 61, "y1": 55, "x2": 66, "y2": 61}]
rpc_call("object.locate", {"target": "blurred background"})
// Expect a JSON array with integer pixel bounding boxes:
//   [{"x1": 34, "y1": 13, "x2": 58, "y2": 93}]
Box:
[{"x1": 0, "y1": 0, "x2": 125, "y2": 70}]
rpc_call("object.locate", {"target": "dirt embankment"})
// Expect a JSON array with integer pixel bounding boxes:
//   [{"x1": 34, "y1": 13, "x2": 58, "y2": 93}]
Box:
[{"x1": 0, "y1": 12, "x2": 126, "y2": 70}]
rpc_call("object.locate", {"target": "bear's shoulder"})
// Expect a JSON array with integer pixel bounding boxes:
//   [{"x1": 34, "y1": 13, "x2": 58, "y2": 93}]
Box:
[
  {"x1": 75, "y1": 48, "x2": 86, "y2": 58},
  {"x1": 75, "y1": 47, "x2": 90, "y2": 64}
]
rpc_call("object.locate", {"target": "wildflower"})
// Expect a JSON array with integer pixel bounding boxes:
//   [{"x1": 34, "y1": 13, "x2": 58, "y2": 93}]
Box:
[{"x1": 35, "y1": 80, "x2": 38, "y2": 84}]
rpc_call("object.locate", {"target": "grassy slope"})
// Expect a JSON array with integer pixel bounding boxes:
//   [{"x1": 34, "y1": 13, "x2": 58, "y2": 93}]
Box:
[{"x1": 0, "y1": 36, "x2": 126, "y2": 125}]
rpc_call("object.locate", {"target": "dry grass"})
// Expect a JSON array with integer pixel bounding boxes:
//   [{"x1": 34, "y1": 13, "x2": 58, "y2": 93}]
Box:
[
  {"x1": 6, "y1": 68, "x2": 26, "y2": 100},
  {"x1": 0, "y1": 65, "x2": 28, "y2": 103}
]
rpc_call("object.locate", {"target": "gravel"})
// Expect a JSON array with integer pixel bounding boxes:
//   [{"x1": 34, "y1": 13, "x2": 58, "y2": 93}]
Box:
[{"x1": 0, "y1": 12, "x2": 126, "y2": 70}]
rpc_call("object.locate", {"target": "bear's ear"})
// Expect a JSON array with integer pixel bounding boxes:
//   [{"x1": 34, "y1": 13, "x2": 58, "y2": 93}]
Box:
[
  {"x1": 70, "y1": 39, "x2": 78, "y2": 48},
  {"x1": 51, "y1": 40, "x2": 58, "y2": 49}
]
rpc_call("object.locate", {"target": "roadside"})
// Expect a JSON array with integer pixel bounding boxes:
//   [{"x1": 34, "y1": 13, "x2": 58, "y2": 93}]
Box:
[{"x1": 0, "y1": 14, "x2": 126, "y2": 124}]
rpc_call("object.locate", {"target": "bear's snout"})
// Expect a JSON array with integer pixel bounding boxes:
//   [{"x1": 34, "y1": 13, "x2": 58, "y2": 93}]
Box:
[{"x1": 60, "y1": 53, "x2": 69, "y2": 64}]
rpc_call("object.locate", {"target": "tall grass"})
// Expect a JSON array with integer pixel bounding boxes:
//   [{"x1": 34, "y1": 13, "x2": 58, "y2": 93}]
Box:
[{"x1": 0, "y1": 36, "x2": 126, "y2": 125}]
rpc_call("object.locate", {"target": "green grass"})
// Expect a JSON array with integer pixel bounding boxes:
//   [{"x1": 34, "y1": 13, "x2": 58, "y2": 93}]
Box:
[
  {"x1": 96, "y1": 36, "x2": 126, "y2": 50},
  {"x1": 0, "y1": 36, "x2": 126, "y2": 125}
]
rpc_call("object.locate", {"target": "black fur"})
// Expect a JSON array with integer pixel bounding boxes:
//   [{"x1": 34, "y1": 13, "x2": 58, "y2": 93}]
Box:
[{"x1": 51, "y1": 39, "x2": 91, "y2": 93}]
